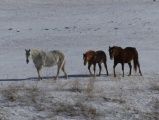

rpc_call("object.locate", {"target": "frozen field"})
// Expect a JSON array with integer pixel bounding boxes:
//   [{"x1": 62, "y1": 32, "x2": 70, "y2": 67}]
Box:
[{"x1": 0, "y1": 0, "x2": 159, "y2": 119}]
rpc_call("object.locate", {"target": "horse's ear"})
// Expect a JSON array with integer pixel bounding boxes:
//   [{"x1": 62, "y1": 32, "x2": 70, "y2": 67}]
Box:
[
  {"x1": 83, "y1": 54, "x2": 85, "y2": 59},
  {"x1": 29, "y1": 49, "x2": 30, "y2": 52},
  {"x1": 108, "y1": 46, "x2": 110, "y2": 51},
  {"x1": 83, "y1": 54, "x2": 87, "y2": 59}
]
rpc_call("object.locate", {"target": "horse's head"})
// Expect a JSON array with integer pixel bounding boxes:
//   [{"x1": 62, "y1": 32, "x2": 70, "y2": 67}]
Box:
[
  {"x1": 83, "y1": 51, "x2": 96, "y2": 65},
  {"x1": 109, "y1": 46, "x2": 120, "y2": 60},
  {"x1": 83, "y1": 53, "x2": 88, "y2": 65},
  {"x1": 25, "y1": 49, "x2": 30, "y2": 64},
  {"x1": 108, "y1": 46, "x2": 115, "y2": 60}
]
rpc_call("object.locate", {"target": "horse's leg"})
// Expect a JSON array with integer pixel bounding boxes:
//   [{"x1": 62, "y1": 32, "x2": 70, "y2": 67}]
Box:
[
  {"x1": 54, "y1": 63, "x2": 62, "y2": 80},
  {"x1": 61, "y1": 61, "x2": 68, "y2": 79},
  {"x1": 137, "y1": 62, "x2": 142, "y2": 76},
  {"x1": 98, "y1": 63, "x2": 101, "y2": 76},
  {"x1": 88, "y1": 64, "x2": 92, "y2": 75},
  {"x1": 128, "y1": 62, "x2": 132, "y2": 76},
  {"x1": 36, "y1": 67, "x2": 42, "y2": 80},
  {"x1": 104, "y1": 61, "x2": 108, "y2": 76},
  {"x1": 113, "y1": 62, "x2": 118, "y2": 77},
  {"x1": 93, "y1": 63, "x2": 96, "y2": 78},
  {"x1": 121, "y1": 63, "x2": 124, "y2": 77}
]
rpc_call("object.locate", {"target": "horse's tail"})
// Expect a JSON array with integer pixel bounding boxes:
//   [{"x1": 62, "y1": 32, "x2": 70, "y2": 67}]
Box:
[{"x1": 133, "y1": 48, "x2": 139, "y2": 73}]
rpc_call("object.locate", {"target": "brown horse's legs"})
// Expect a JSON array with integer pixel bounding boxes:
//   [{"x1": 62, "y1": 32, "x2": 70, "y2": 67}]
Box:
[
  {"x1": 113, "y1": 62, "x2": 118, "y2": 77},
  {"x1": 121, "y1": 63, "x2": 124, "y2": 77},
  {"x1": 88, "y1": 64, "x2": 92, "y2": 75},
  {"x1": 93, "y1": 63, "x2": 96, "y2": 78},
  {"x1": 128, "y1": 62, "x2": 132, "y2": 76},
  {"x1": 104, "y1": 61, "x2": 109, "y2": 76},
  {"x1": 98, "y1": 63, "x2": 102, "y2": 76},
  {"x1": 138, "y1": 63, "x2": 142, "y2": 76}
]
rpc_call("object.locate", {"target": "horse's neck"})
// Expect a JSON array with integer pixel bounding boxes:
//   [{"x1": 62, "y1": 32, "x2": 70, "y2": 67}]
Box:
[
  {"x1": 30, "y1": 50, "x2": 41, "y2": 59},
  {"x1": 115, "y1": 48, "x2": 123, "y2": 58}
]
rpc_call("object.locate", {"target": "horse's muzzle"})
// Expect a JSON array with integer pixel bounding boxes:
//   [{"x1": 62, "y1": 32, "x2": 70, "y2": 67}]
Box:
[{"x1": 26, "y1": 60, "x2": 29, "y2": 64}]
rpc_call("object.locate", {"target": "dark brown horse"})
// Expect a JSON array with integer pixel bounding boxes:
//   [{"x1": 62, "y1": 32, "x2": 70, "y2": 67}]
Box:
[
  {"x1": 83, "y1": 50, "x2": 108, "y2": 77},
  {"x1": 108, "y1": 46, "x2": 142, "y2": 77}
]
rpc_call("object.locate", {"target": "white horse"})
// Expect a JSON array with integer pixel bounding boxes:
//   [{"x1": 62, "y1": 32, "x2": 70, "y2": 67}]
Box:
[{"x1": 25, "y1": 49, "x2": 68, "y2": 80}]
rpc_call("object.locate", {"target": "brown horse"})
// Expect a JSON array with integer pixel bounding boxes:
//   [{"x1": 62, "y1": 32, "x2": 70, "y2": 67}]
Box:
[
  {"x1": 83, "y1": 50, "x2": 108, "y2": 77},
  {"x1": 108, "y1": 46, "x2": 142, "y2": 77}
]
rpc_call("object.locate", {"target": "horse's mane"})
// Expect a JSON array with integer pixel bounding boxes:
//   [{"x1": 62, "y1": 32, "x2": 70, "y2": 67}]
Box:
[
  {"x1": 86, "y1": 50, "x2": 95, "y2": 53},
  {"x1": 30, "y1": 49, "x2": 43, "y2": 58},
  {"x1": 113, "y1": 46, "x2": 122, "y2": 49}
]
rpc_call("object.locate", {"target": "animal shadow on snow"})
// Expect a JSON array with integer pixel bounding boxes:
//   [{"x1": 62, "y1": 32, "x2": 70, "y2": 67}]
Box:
[
  {"x1": 0, "y1": 73, "x2": 142, "y2": 81},
  {"x1": 0, "y1": 74, "x2": 91, "y2": 81}
]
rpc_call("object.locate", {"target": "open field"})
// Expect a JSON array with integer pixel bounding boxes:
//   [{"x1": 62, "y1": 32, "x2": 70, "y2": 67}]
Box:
[{"x1": 0, "y1": 0, "x2": 159, "y2": 119}]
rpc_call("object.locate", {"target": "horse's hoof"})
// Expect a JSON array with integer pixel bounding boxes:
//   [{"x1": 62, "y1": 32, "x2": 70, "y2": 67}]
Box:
[
  {"x1": 66, "y1": 76, "x2": 68, "y2": 79},
  {"x1": 54, "y1": 78, "x2": 58, "y2": 80}
]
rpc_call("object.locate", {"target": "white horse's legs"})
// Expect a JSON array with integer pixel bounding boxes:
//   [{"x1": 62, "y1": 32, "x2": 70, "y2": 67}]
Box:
[
  {"x1": 61, "y1": 61, "x2": 68, "y2": 79},
  {"x1": 54, "y1": 60, "x2": 68, "y2": 80},
  {"x1": 54, "y1": 64, "x2": 61, "y2": 80},
  {"x1": 37, "y1": 68, "x2": 42, "y2": 80},
  {"x1": 36, "y1": 65, "x2": 42, "y2": 80}
]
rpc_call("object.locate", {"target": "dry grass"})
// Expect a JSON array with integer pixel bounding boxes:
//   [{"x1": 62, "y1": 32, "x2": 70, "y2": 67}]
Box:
[
  {"x1": 51, "y1": 101, "x2": 100, "y2": 120},
  {"x1": 101, "y1": 95, "x2": 126, "y2": 104},
  {"x1": 2, "y1": 87, "x2": 18, "y2": 102},
  {"x1": 70, "y1": 79, "x2": 83, "y2": 92},
  {"x1": 1, "y1": 83, "x2": 43, "y2": 106},
  {"x1": 1, "y1": 77, "x2": 159, "y2": 120},
  {"x1": 75, "y1": 102, "x2": 100, "y2": 119},
  {"x1": 149, "y1": 80, "x2": 159, "y2": 91},
  {"x1": 0, "y1": 80, "x2": 100, "y2": 119}
]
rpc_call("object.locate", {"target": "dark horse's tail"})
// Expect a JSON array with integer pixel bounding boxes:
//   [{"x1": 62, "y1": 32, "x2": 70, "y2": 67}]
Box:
[{"x1": 133, "y1": 48, "x2": 139, "y2": 72}]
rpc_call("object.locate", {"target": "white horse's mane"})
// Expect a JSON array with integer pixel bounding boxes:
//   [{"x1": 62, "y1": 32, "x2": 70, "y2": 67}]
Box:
[{"x1": 30, "y1": 49, "x2": 43, "y2": 59}]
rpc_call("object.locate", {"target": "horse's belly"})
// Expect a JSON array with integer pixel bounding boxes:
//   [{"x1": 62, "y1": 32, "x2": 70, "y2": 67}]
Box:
[
  {"x1": 44, "y1": 64, "x2": 54, "y2": 67},
  {"x1": 44, "y1": 59, "x2": 58, "y2": 67}
]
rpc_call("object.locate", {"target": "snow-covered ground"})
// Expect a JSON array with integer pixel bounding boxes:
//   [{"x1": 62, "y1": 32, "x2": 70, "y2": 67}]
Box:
[{"x1": 0, "y1": 0, "x2": 159, "y2": 119}]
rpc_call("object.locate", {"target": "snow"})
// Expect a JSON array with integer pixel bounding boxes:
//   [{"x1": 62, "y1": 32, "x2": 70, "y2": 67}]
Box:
[{"x1": 0, "y1": 0, "x2": 159, "y2": 119}]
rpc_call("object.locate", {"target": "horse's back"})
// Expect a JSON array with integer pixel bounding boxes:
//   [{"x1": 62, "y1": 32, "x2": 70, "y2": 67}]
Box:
[
  {"x1": 123, "y1": 47, "x2": 137, "y2": 62},
  {"x1": 40, "y1": 50, "x2": 65, "y2": 67},
  {"x1": 86, "y1": 50, "x2": 96, "y2": 55},
  {"x1": 96, "y1": 50, "x2": 107, "y2": 62},
  {"x1": 96, "y1": 50, "x2": 106, "y2": 55},
  {"x1": 96, "y1": 50, "x2": 106, "y2": 57},
  {"x1": 125, "y1": 47, "x2": 135, "y2": 51},
  {"x1": 124, "y1": 47, "x2": 137, "y2": 55},
  {"x1": 49, "y1": 50, "x2": 66, "y2": 61}
]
